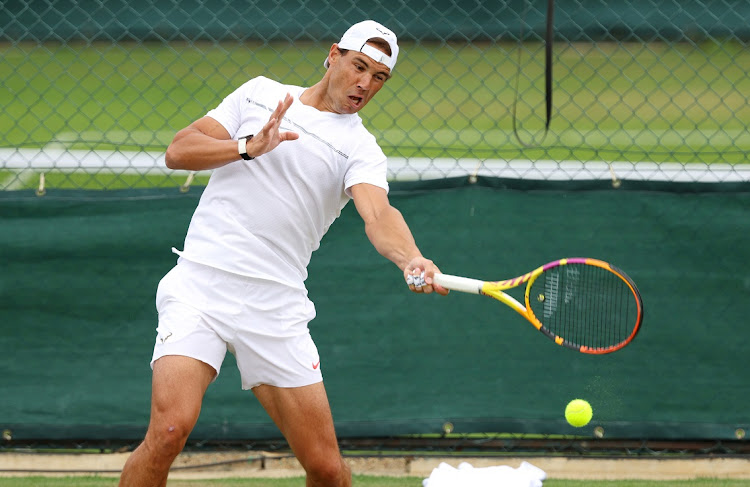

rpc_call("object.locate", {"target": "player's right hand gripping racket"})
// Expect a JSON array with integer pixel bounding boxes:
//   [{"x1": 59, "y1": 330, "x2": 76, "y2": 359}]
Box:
[{"x1": 433, "y1": 258, "x2": 643, "y2": 354}]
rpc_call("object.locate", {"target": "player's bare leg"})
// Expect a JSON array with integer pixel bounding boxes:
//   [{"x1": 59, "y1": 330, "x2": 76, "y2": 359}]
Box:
[
  {"x1": 118, "y1": 356, "x2": 215, "y2": 487},
  {"x1": 253, "y1": 382, "x2": 351, "y2": 487}
]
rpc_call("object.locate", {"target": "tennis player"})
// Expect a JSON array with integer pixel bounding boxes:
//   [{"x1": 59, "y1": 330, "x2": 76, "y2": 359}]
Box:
[{"x1": 118, "y1": 20, "x2": 448, "y2": 487}]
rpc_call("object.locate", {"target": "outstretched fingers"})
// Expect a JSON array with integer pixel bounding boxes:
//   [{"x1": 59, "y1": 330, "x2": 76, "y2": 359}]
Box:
[
  {"x1": 252, "y1": 94, "x2": 300, "y2": 157},
  {"x1": 267, "y1": 94, "x2": 295, "y2": 132},
  {"x1": 276, "y1": 93, "x2": 294, "y2": 118}
]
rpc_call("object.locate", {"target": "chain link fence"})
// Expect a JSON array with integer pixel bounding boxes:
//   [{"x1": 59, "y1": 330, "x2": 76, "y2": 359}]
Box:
[
  {"x1": 1, "y1": 0, "x2": 749, "y2": 191},
  {"x1": 2, "y1": 1, "x2": 750, "y2": 457}
]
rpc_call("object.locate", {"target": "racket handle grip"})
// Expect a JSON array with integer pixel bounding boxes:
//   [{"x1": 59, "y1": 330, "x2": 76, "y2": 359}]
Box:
[{"x1": 433, "y1": 273, "x2": 483, "y2": 294}]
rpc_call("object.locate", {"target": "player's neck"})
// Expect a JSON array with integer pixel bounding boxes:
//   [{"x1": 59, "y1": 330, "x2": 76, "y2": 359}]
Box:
[{"x1": 299, "y1": 81, "x2": 338, "y2": 114}]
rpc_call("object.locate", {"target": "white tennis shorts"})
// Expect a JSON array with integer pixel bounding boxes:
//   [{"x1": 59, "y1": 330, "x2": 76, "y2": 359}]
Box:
[{"x1": 150, "y1": 259, "x2": 322, "y2": 389}]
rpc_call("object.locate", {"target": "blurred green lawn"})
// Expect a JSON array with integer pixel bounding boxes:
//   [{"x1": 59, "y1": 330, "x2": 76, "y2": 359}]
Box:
[{"x1": 1, "y1": 40, "x2": 748, "y2": 189}]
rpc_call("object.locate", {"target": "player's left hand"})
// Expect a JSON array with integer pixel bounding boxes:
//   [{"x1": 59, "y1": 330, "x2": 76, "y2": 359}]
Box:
[{"x1": 247, "y1": 93, "x2": 300, "y2": 157}]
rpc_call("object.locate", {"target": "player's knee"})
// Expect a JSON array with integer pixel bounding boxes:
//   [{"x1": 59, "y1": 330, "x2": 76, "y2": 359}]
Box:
[
  {"x1": 306, "y1": 456, "x2": 350, "y2": 486},
  {"x1": 147, "y1": 423, "x2": 190, "y2": 459}
]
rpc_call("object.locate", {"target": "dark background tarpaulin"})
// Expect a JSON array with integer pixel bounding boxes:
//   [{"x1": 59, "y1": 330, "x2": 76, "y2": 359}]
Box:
[
  {"x1": 3, "y1": 0, "x2": 749, "y2": 42},
  {"x1": 1, "y1": 178, "x2": 749, "y2": 441}
]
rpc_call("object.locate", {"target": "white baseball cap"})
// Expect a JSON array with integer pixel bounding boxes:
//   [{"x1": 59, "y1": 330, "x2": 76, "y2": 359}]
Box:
[{"x1": 324, "y1": 20, "x2": 399, "y2": 72}]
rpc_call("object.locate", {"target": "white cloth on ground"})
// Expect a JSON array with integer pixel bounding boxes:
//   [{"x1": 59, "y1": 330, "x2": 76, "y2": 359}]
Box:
[{"x1": 422, "y1": 460, "x2": 546, "y2": 487}]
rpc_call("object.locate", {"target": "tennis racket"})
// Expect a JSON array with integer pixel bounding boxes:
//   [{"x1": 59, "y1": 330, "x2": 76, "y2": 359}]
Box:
[{"x1": 433, "y1": 258, "x2": 643, "y2": 354}]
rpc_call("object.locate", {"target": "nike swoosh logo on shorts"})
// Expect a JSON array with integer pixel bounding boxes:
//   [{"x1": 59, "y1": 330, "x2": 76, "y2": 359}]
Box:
[{"x1": 312, "y1": 361, "x2": 320, "y2": 370}]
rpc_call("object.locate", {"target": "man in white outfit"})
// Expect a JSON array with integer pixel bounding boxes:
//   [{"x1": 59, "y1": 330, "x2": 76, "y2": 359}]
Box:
[{"x1": 119, "y1": 20, "x2": 448, "y2": 487}]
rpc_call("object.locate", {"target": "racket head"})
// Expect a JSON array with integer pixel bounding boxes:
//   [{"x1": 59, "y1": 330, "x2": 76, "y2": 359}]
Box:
[{"x1": 522, "y1": 258, "x2": 643, "y2": 354}]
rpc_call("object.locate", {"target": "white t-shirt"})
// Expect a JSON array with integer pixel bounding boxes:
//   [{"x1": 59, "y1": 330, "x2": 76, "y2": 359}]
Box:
[{"x1": 174, "y1": 76, "x2": 389, "y2": 290}]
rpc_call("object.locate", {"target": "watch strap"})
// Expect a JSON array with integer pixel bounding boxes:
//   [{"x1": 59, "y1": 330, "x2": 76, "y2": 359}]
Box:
[{"x1": 238, "y1": 135, "x2": 254, "y2": 160}]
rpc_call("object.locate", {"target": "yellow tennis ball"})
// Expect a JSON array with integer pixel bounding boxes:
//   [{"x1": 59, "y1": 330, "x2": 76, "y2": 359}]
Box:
[{"x1": 565, "y1": 399, "x2": 593, "y2": 427}]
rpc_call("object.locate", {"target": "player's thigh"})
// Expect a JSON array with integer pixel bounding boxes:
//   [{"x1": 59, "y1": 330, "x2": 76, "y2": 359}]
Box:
[
  {"x1": 149, "y1": 355, "x2": 216, "y2": 431},
  {"x1": 252, "y1": 382, "x2": 340, "y2": 457}
]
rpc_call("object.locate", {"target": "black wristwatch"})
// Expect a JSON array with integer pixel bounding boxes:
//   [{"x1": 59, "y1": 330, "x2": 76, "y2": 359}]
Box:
[{"x1": 238, "y1": 135, "x2": 254, "y2": 160}]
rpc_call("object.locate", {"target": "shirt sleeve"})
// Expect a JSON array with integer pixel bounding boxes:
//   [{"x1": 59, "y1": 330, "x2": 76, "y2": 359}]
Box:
[
  {"x1": 204, "y1": 77, "x2": 261, "y2": 138},
  {"x1": 344, "y1": 129, "x2": 389, "y2": 197}
]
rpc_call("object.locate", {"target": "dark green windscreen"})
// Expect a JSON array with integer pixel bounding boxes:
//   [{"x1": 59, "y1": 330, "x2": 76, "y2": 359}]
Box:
[{"x1": 1, "y1": 179, "x2": 748, "y2": 441}]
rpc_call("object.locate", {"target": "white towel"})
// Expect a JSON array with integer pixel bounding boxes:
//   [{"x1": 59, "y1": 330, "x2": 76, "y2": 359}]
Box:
[{"x1": 422, "y1": 460, "x2": 546, "y2": 487}]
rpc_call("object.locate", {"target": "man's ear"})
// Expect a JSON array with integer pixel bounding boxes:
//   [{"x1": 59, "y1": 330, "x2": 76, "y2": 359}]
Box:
[{"x1": 327, "y1": 43, "x2": 341, "y2": 67}]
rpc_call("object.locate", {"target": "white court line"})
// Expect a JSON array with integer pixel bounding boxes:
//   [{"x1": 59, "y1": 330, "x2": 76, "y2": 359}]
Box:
[
  {"x1": 387, "y1": 158, "x2": 750, "y2": 183},
  {"x1": 1, "y1": 148, "x2": 750, "y2": 183}
]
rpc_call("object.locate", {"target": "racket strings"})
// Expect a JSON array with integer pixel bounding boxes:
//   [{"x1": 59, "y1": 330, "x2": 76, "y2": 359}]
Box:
[{"x1": 530, "y1": 264, "x2": 638, "y2": 350}]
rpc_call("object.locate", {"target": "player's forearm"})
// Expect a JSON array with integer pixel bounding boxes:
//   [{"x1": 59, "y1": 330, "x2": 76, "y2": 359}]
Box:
[
  {"x1": 365, "y1": 206, "x2": 423, "y2": 271},
  {"x1": 165, "y1": 129, "x2": 248, "y2": 171}
]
